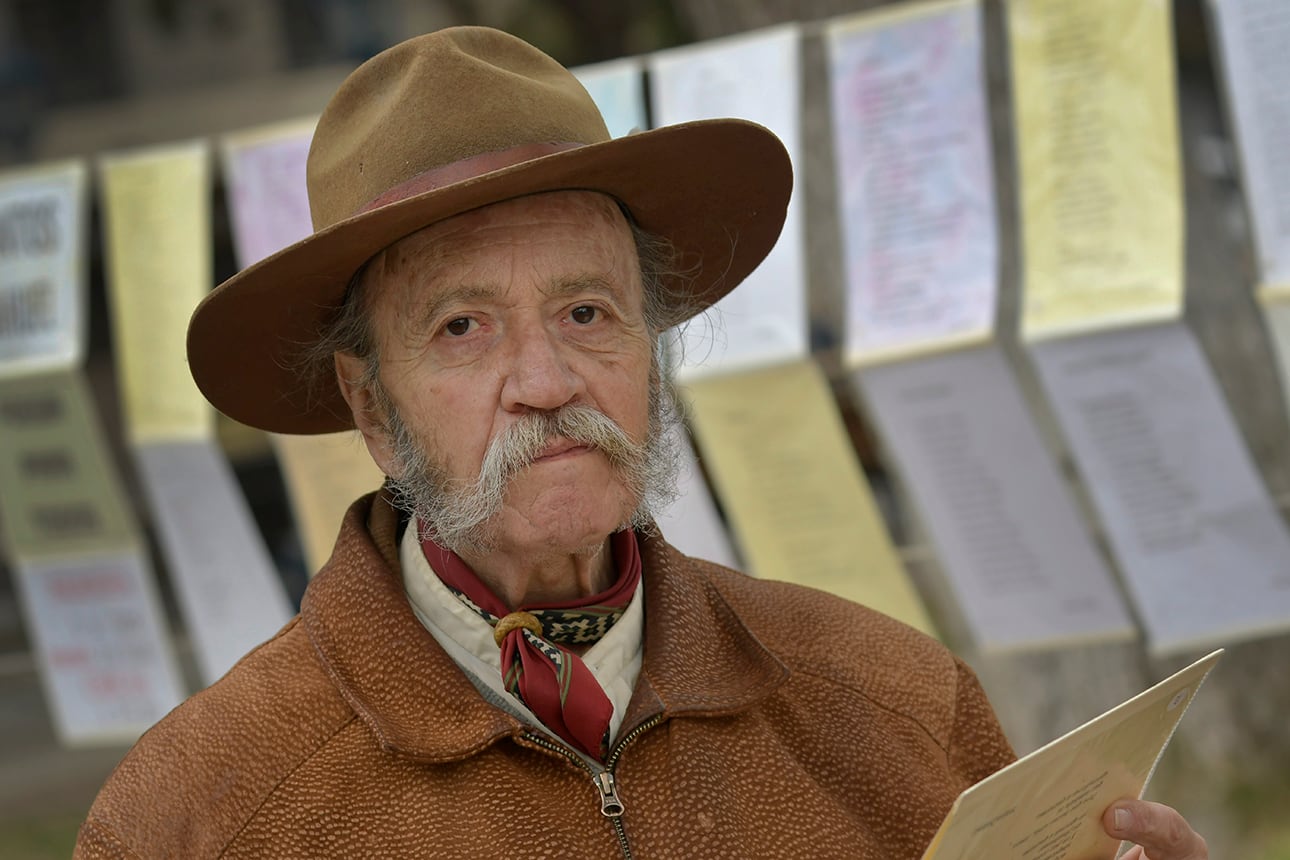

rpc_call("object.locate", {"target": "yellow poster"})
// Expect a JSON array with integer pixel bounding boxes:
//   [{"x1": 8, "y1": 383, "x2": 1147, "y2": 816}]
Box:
[
  {"x1": 99, "y1": 141, "x2": 213, "y2": 443},
  {"x1": 271, "y1": 432, "x2": 385, "y2": 572},
  {"x1": 683, "y1": 359, "x2": 935, "y2": 635},
  {"x1": 0, "y1": 371, "x2": 137, "y2": 558},
  {"x1": 1009, "y1": 0, "x2": 1183, "y2": 339}
]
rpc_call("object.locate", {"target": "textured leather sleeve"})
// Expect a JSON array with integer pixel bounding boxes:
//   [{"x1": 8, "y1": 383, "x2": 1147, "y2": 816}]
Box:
[
  {"x1": 946, "y1": 657, "x2": 1017, "y2": 788},
  {"x1": 74, "y1": 818, "x2": 143, "y2": 860}
]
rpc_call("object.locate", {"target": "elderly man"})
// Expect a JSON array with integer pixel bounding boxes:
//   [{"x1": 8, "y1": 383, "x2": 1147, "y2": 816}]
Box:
[{"x1": 76, "y1": 26, "x2": 1206, "y2": 860}]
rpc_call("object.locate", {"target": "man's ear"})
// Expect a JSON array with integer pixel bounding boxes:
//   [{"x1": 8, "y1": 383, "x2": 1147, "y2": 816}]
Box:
[{"x1": 334, "y1": 352, "x2": 398, "y2": 477}]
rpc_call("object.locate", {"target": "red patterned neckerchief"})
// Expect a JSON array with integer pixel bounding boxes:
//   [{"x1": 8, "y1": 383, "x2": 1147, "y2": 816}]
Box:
[{"x1": 419, "y1": 526, "x2": 642, "y2": 760}]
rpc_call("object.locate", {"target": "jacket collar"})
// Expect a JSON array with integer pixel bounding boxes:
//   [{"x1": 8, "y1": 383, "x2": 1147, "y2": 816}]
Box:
[{"x1": 302, "y1": 491, "x2": 788, "y2": 762}]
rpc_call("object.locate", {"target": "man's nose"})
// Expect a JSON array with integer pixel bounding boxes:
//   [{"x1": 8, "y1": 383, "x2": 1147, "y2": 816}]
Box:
[{"x1": 499, "y1": 322, "x2": 585, "y2": 412}]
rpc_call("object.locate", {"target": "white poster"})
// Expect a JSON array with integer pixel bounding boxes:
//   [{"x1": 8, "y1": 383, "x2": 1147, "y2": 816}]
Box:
[
  {"x1": 1209, "y1": 0, "x2": 1290, "y2": 290},
  {"x1": 135, "y1": 441, "x2": 293, "y2": 685},
  {"x1": 221, "y1": 119, "x2": 316, "y2": 267},
  {"x1": 828, "y1": 0, "x2": 998, "y2": 364},
  {"x1": 858, "y1": 345, "x2": 1134, "y2": 650},
  {"x1": 0, "y1": 161, "x2": 88, "y2": 375},
  {"x1": 573, "y1": 58, "x2": 647, "y2": 139},
  {"x1": 15, "y1": 551, "x2": 185, "y2": 745},
  {"x1": 649, "y1": 25, "x2": 808, "y2": 377},
  {"x1": 1031, "y1": 323, "x2": 1290, "y2": 654}
]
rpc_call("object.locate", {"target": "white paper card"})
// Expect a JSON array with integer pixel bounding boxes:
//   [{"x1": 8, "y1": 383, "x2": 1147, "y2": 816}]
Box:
[
  {"x1": 827, "y1": 0, "x2": 998, "y2": 364},
  {"x1": 648, "y1": 25, "x2": 808, "y2": 376},
  {"x1": 135, "y1": 441, "x2": 293, "y2": 686},
  {"x1": 573, "y1": 58, "x2": 646, "y2": 139},
  {"x1": 857, "y1": 345, "x2": 1134, "y2": 650},
  {"x1": 650, "y1": 425, "x2": 739, "y2": 570},
  {"x1": 1209, "y1": 0, "x2": 1290, "y2": 289},
  {"x1": 1031, "y1": 323, "x2": 1290, "y2": 654},
  {"x1": 14, "y1": 550, "x2": 185, "y2": 745},
  {"x1": 0, "y1": 162, "x2": 88, "y2": 375}
]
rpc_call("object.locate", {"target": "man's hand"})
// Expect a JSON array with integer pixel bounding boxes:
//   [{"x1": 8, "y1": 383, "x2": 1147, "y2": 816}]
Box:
[{"x1": 1103, "y1": 799, "x2": 1208, "y2": 860}]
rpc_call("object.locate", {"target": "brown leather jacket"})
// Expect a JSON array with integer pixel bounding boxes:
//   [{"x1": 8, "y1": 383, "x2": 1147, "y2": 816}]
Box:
[{"x1": 75, "y1": 492, "x2": 1014, "y2": 859}]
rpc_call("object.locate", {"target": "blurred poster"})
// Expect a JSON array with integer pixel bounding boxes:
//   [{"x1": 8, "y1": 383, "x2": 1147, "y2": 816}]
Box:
[
  {"x1": 648, "y1": 424, "x2": 738, "y2": 570},
  {"x1": 1009, "y1": 0, "x2": 1184, "y2": 339},
  {"x1": 100, "y1": 141, "x2": 214, "y2": 444},
  {"x1": 100, "y1": 140, "x2": 292, "y2": 684},
  {"x1": 222, "y1": 122, "x2": 388, "y2": 572},
  {"x1": 827, "y1": 0, "x2": 998, "y2": 365},
  {"x1": 1261, "y1": 296, "x2": 1290, "y2": 407},
  {"x1": 0, "y1": 371, "x2": 184, "y2": 745},
  {"x1": 857, "y1": 346, "x2": 1134, "y2": 651},
  {"x1": 573, "y1": 58, "x2": 646, "y2": 139},
  {"x1": 684, "y1": 359, "x2": 934, "y2": 635},
  {"x1": 15, "y1": 551, "x2": 185, "y2": 746},
  {"x1": 649, "y1": 25, "x2": 808, "y2": 376},
  {"x1": 1208, "y1": 0, "x2": 1290, "y2": 291},
  {"x1": 0, "y1": 161, "x2": 88, "y2": 376},
  {"x1": 135, "y1": 441, "x2": 294, "y2": 684},
  {"x1": 1031, "y1": 323, "x2": 1290, "y2": 654}
]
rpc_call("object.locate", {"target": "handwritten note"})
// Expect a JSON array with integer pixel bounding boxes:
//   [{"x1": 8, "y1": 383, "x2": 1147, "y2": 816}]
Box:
[
  {"x1": 827, "y1": 0, "x2": 998, "y2": 364},
  {"x1": 649, "y1": 25, "x2": 809, "y2": 376},
  {"x1": 0, "y1": 161, "x2": 88, "y2": 375},
  {"x1": 1009, "y1": 0, "x2": 1184, "y2": 338},
  {"x1": 1030, "y1": 323, "x2": 1290, "y2": 654},
  {"x1": 683, "y1": 359, "x2": 934, "y2": 633},
  {"x1": 1208, "y1": 0, "x2": 1290, "y2": 291},
  {"x1": 99, "y1": 141, "x2": 213, "y2": 443},
  {"x1": 857, "y1": 346, "x2": 1134, "y2": 651}
]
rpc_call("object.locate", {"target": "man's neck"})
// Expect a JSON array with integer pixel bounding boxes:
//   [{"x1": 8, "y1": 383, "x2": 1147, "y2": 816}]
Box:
[{"x1": 456, "y1": 537, "x2": 616, "y2": 608}]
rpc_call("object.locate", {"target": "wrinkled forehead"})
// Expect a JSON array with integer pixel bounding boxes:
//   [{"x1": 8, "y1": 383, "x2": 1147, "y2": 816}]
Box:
[{"x1": 361, "y1": 190, "x2": 641, "y2": 314}]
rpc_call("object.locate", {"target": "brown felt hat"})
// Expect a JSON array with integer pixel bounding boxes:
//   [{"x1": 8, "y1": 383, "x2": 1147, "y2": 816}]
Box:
[{"x1": 187, "y1": 26, "x2": 793, "y2": 434}]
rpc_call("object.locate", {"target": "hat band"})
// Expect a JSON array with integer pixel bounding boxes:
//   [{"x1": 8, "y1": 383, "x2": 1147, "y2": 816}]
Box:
[{"x1": 356, "y1": 141, "x2": 585, "y2": 216}]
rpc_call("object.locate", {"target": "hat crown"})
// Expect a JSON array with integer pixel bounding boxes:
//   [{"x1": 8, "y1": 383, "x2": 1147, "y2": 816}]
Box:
[{"x1": 306, "y1": 27, "x2": 611, "y2": 230}]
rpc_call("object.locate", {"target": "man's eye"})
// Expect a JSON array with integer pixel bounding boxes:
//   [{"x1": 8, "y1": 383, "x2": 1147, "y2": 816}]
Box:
[
  {"x1": 570, "y1": 306, "x2": 597, "y2": 324},
  {"x1": 444, "y1": 317, "x2": 475, "y2": 336}
]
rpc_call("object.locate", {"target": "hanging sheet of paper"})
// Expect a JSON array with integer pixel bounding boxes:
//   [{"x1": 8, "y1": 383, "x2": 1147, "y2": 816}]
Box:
[
  {"x1": 0, "y1": 162, "x2": 88, "y2": 376},
  {"x1": 0, "y1": 371, "x2": 184, "y2": 744},
  {"x1": 1009, "y1": 0, "x2": 1184, "y2": 339},
  {"x1": 221, "y1": 122, "x2": 387, "y2": 573},
  {"x1": 15, "y1": 551, "x2": 186, "y2": 746},
  {"x1": 649, "y1": 25, "x2": 809, "y2": 377},
  {"x1": 1207, "y1": 0, "x2": 1290, "y2": 292},
  {"x1": 922, "y1": 649, "x2": 1222, "y2": 860},
  {"x1": 100, "y1": 142, "x2": 215, "y2": 443},
  {"x1": 269, "y1": 433, "x2": 383, "y2": 570},
  {"x1": 1031, "y1": 324, "x2": 1290, "y2": 655},
  {"x1": 646, "y1": 423, "x2": 739, "y2": 570},
  {"x1": 684, "y1": 359, "x2": 935, "y2": 634},
  {"x1": 573, "y1": 58, "x2": 646, "y2": 139},
  {"x1": 100, "y1": 141, "x2": 292, "y2": 684},
  {"x1": 857, "y1": 346, "x2": 1134, "y2": 651},
  {"x1": 827, "y1": 0, "x2": 998, "y2": 365},
  {"x1": 134, "y1": 441, "x2": 294, "y2": 684}
]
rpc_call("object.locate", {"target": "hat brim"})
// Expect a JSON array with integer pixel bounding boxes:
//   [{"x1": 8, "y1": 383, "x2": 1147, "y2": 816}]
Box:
[{"x1": 188, "y1": 118, "x2": 792, "y2": 434}]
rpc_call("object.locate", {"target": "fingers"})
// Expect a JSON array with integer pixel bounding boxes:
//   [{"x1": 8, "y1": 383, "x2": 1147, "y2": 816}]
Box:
[{"x1": 1103, "y1": 799, "x2": 1208, "y2": 860}]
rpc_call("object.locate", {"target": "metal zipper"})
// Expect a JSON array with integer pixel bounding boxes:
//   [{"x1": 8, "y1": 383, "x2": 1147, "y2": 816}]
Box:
[{"x1": 522, "y1": 713, "x2": 665, "y2": 860}]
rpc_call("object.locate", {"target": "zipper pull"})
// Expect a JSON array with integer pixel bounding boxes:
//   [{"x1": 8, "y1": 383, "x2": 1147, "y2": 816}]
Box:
[{"x1": 594, "y1": 771, "x2": 625, "y2": 817}]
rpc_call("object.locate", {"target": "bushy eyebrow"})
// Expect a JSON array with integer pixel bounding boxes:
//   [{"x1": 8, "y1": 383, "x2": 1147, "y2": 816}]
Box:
[
  {"x1": 404, "y1": 283, "x2": 499, "y2": 338},
  {"x1": 541, "y1": 273, "x2": 631, "y2": 306}
]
